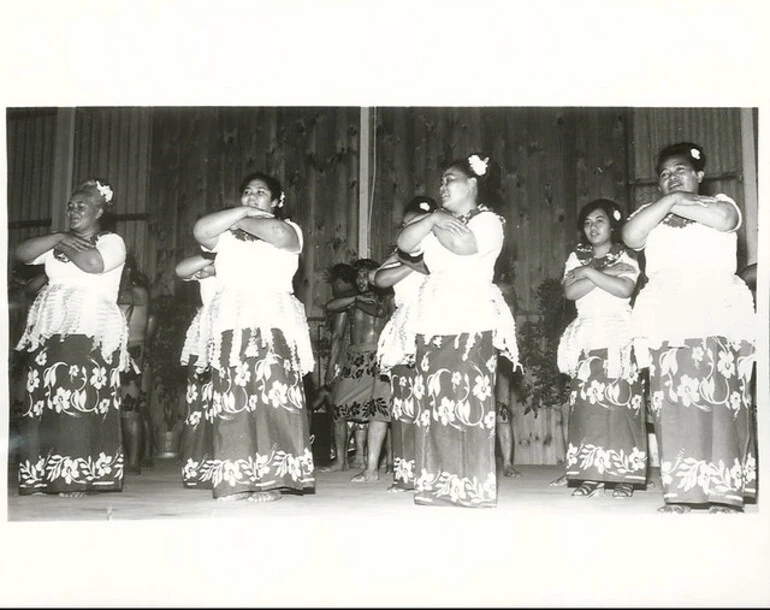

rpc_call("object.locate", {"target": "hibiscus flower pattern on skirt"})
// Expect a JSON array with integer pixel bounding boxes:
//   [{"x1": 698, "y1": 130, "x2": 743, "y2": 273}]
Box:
[
  {"x1": 208, "y1": 328, "x2": 315, "y2": 499},
  {"x1": 180, "y1": 357, "x2": 215, "y2": 489},
  {"x1": 18, "y1": 334, "x2": 124, "y2": 494},
  {"x1": 649, "y1": 337, "x2": 756, "y2": 507},
  {"x1": 565, "y1": 348, "x2": 647, "y2": 484},
  {"x1": 390, "y1": 364, "x2": 418, "y2": 489},
  {"x1": 413, "y1": 331, "x2": 498, "y2": 508},
  {"x1": 331, "y1": 343, "x2": 391, "y2": 423}
]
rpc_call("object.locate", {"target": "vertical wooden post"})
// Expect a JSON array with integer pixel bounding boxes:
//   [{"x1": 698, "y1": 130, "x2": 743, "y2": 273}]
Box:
[
  {"x1": 50, "y1": 108, "x2": 76, "y2": 232},
  {"x1": 358, "y1": 107, "x2": 373, "y2": 258},
  {"x1": 740, "y1": 108, "x2": 758, "y2": 264}
]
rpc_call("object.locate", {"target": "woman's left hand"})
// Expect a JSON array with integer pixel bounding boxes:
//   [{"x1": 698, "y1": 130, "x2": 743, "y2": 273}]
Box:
[
  {"x1": 566, "y1": 265, "x2": 590, "y2": 282},
  {"x1": 675, "y1": 193, "x2": 718, "y2": 207},
  {"x1": 431, "y1": 209, "x2": 470, "y2": 236},
  {"x1": 243, "y1": 206, "x2": 274, "y2": 218}
]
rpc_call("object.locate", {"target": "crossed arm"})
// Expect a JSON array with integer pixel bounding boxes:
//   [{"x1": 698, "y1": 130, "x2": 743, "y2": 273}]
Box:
[
  {"x1": 194, "y1": 207, "x2": 299, "y2": 252},
  {"x1": 16, "y1": 232, "x2": 112, "y2": 274},
  {"x1": 563, "y1": 262, "x2": 637, "y2": 300},
  {"x1": 622, "y1": 192, "x2": 738, "y2": 250}
]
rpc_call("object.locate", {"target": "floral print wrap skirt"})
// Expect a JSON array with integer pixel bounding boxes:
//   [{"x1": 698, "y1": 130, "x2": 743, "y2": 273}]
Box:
[
  {"x1": 649, "y1": 337, "x2": 756, "y2": 507},
  {"x1": 565, "y1": 348, "x2": 648, "y2": 485},
  {"x1": 206, "y1": 328, "x2": 315, "y2": 499},
  {"x1": 413, "y1": 331, "x2": 498, "y2": 508},
  {"x1": 18, "y1": 334, "x2": 124, "y2": 495}
]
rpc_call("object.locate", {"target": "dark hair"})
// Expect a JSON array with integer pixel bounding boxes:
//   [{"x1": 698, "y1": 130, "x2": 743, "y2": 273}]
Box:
[
  {"x1": 353, "y1": 258, "x2": 380, "y2": 273},
  {"x1": 576, "y1": 198, "x2": 624, "y2": 245},
  {"x1": 443, "y1": 152, "x2": 490, "y2": 181},
  {"x1": 239, "y1": 171, "x2": 286, "y2": 219},
  {"x1": 655, "y1": 142, "x2": 706, "y2": 175},
  {"x1": 442, "y1": 153, "x2": 498, "y2": 206},
  {"x1": 403, "y1": 195, "x2": 438, "y2": 219},
  {"x1": 73, "y1": 177, "x2": 116, "y2": 230},
  {"x1": 326, "y1": 263, "x2": 357, "y2": 286}
]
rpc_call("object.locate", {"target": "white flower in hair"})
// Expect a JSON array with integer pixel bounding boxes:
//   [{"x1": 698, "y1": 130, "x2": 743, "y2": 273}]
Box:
[
  {"x1": 277, "y1": 192, "x2": 285, "y2": 208},
  {"x1": 95, "y1": 181, "x2": 113, "y2": 203},
  {"x1": 468, "y1": 154, "x2": 489, "y2": 176},
  {"x1": 612, "y1": 209, "x2": 621, "y2": 221},
  {"x1": 690, "y1": 148, "x2": 701, "y2": 160},
  {"x1": 419, "y1": 201, "x2": 431, "y2": 212}
]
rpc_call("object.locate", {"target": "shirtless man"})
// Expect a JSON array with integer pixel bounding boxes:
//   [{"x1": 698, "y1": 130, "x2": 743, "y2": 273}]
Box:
[{"x1": 320, "y1": 259, "x2": 392, "y2": 474}]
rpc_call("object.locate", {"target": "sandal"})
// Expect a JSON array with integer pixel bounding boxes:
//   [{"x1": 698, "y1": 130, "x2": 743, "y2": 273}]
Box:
[
  {"x1": 571, "y1": 481, "x2": 603, "y2": 497},
  {"x1": 612, "y1": 483, "x2": 634, "y2": 499},
  {"x1": 657, "y1": 503, "x2": 691, "y2": 514}
]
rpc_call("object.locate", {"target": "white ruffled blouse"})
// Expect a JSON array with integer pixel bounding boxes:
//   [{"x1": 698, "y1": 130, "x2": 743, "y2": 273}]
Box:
[
  {"x1": 180, "y1": 275, "x2": 220, "y2": 370},
  {"x1": 206, "y1": 223, "x2": 315, "y2": 376},
  {"x1": 376, "y1": 264, "x2": 427, "y2": 376},
  {"x1": 411, "y1": 210, "x2": 519, "y2": 367},
  {"x1": 557, "y1": 249, "x2": 639, "y2": 378},
  {"x1": 630, "y1": 194, "x2": 756, "y2": 367},
  {"x1": 16, "y1": 232, "x2": 129, "y2": 370}
]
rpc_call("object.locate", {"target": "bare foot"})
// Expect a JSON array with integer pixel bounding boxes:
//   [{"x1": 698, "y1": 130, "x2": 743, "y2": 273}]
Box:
[
  {"x1": 215, "y1": 491, "x2": 252, "y2": 502},
  {"x1": 350, "y1": 457, "x2": 366, "y2": 470},
  {"x1": 351, "y1": 470, "x2": 379, "y2": 483},
  {"x1": 709, "y1": 504, "x2": 742, "y2": 514},
  {"x1": 318, "y1": 461, "x2": 349, "y2": 473},
  {"x1": 248, "y1": 490, "x2": 282, "y2": 503},
  {"x1": 549, "y1": 474, "x2": 568, "y2": 487},
  {"x1": 657, "y1": 503, "x2": 691, "y2": 514},
  {"x1": 387, "y1": 483, "x2": 408, "y2": 493},
  {"x1": 503, "y1": 465, "x2": 523, "y2": 478}
]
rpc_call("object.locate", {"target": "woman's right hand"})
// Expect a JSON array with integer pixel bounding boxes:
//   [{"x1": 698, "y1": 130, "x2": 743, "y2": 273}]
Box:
[
  {"x1": 604, "y1": 262, "x2": 636, "y2": 277},
  {"x1": 672, "y1": 192, "x2": 718, "y2": 207},
  {"x1": 243, "y1": 206, "x2": 274, "y2": 218},
  {"x1": 430, "y1": 209, "x2": 470, "y2": 236},
  {"x1": 55, "y1": 232, "x2": 95, "y2": 252}
]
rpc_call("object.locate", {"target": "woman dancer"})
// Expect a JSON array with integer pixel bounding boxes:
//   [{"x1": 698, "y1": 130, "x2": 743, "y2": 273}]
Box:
[
  {"x1": 194, "y1": 172, "x2": 315, "y2": 502},
  {"x1": 374, "y1": 195, "x2": 437, "y2": 491},
  {"x1": 558, "y1": 198, "x2": 646, "y2": 499},
  {"x1": 623, "y1": 142, "x2": 756, "y2": 514},
  {"x1": 15, "y1": 178, "x2": 128, "y2": 497},
  {"x1": 176, "y1": 252, "x2": 219, "y2": 489},
  {"x1": 396, "y1": 154, "x2": 519, "y2": 508}
]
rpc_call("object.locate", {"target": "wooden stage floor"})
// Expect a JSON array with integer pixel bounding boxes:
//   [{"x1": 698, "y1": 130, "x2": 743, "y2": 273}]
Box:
[
  {"x1": 4, "y1": 457, "x2": 768, "y2": 607},
  {"x1": 6, "y1": 457, "x2": 759, "y2": 521}
]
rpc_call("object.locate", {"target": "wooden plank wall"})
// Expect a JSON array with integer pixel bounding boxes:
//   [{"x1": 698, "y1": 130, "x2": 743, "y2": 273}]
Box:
[
  {"x1": 371, "y1": 107, "x2": 630, "y2": 316},
  {"x1": 5, "y1": 108, "x2": 58, "y2": 255},
  {"x1": 71, "y1": 107, "x2": 153, "y2": 273},
  {"x1": 628, "y1": 107, "x2": 749, "y2": 266},
  {"x1": 147, "y1": 107, "x2": 361, "y2": 320}
]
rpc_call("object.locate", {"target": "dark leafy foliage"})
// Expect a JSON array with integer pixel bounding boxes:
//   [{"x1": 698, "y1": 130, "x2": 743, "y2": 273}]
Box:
[{"x1": 517, "y1": 278, "x2": 575, "y2": 417}]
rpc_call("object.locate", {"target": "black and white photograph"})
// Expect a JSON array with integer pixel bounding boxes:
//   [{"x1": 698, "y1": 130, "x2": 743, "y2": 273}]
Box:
[{"x1": 2, "y1": 1, "x2": 769, "y2": 607}]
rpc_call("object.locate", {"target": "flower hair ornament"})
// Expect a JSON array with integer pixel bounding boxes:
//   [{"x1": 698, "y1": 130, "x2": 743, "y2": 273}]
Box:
[
  {"x1": 419, "y1": 201, "x2": 431, "y2": 212},
  {"x1": 276, "y1": 192, "x2": 286, "y2": 208},
  {"x1": 612, "y1": 209, "x2": 622, "y2": 221},
  {"x1": 468, "y1": 154, "x2": 489, "y2": 177},
  {"x1": 95, "y1": 181, "x2": 113, "y2": 203},
  {"x1": 690, "y1": 148, "x2": 701, "y2": 160}
]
